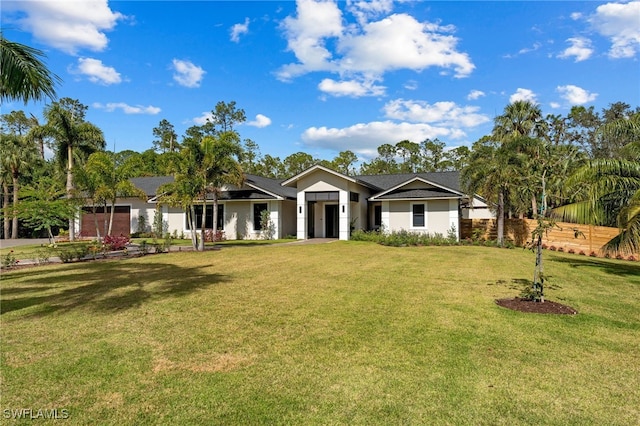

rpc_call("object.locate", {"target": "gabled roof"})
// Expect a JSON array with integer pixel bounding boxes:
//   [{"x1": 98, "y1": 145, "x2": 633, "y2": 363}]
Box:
[
  {"x1": 282, "y1": 165, "x2": 361, "y2": 187},
  {"x1": 367, "y1": 173, "x2": 465, "y2": 201},
  {"x1": 356, "y1": 171, "x2": 462, "y2": 193}
]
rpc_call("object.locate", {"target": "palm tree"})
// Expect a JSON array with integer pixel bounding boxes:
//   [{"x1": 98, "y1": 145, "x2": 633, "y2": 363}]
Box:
[
  {"x1": 84, "y1": 152, "x2": 146, "y2": 236},
  {"x1": 462, "y1": 137, "x2": 519, "y2": 246},
  {"x1": 43, "y1": 100, "x2": 104, "y2": 240},
  {"x1": 554, "y1": 114, "x2": 640, "y2": 255},
  {"x1": 0, "y1": 33, "x2": 61, "y2": 103},
  {"x1": 199, "y1": 133, "x2": 244, "y2": 250},
  {"x1": 0, "y1": 134, "x2": 39, "y2": 238},
  {"x1": 493, "y1": 100, "x2": 549, "y2": 140}
]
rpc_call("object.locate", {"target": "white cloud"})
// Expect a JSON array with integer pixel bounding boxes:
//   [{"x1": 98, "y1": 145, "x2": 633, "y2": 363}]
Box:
[
  {"x1": 467, "y1": 90, "x2": 485, "y2": 100},
  {"x1": 318, "y1": 78, "x2": 385, "y2": 97},
  {"x1": 404, "y1": 80, "x2": 418, "y2": 91},
  {"x1": 589, "y1": 1, "x2": 640, "y2": 58},
  {"x1": 230, "y1": 17, "x2": 250, "y2": 43},
  {"x1": 301, "y1": 121, "x2": 466, "y2": 156},
  {"x1": 74, "y1": 58, "x2": 122, "y2": 85},
  {"x1": 3, "y1": 0, "x2": 125, "y2": 54},
  {"x1": 556, "y1": 85, "x2": 598, "y2": 105},
  {"x1": 557, "y1": 37, "x2": 593, "y2": 62},
  {"x1": 509, "y1": 88, "x2": 537, "y2": 103},
  {"x1": 277, "y1": 0, "x2": 475, "y2": 92},
  {"x1": 383, "y1": 99, "x2": 490, "y2": 127},
  {"x1": 247, "y1": 114, "x2": 272, "y2": 128},
  {"x1": 518, "y1": 42, "x2": 542, "y2": 55},
  {"x1": 346, "y1": 0, "x2": 394, "y2": 26},
  {"x1": 550, "y1": 102, "x2": 561, "y2": 109},
  {"x1": 171, "y1": 59, "x2": 205, "y2": 88},
  {"x1": 192, "y1": 111, "x2": 213, "y2": 126},
  {"x1": 93, "y1": 102, "x2": 160, "y2": 115}
]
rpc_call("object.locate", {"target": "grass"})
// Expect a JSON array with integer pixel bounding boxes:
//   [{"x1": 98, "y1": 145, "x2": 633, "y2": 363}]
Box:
[{"x1": 1, "y1": 243, "x2": 639, "y2": 424}]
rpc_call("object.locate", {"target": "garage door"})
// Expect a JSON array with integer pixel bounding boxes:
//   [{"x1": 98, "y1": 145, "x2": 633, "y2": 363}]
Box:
[{"x1": 80, "y1": 206, "x2": 131, "y2": 237}]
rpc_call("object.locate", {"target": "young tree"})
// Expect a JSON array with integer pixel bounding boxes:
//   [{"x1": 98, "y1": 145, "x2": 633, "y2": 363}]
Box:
[{"x1": 15, "y1": 176, "x2": 75, "y2": 243}]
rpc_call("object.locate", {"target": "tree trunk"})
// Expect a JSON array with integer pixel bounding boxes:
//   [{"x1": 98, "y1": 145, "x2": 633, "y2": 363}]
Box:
[
  {"x1": 103, "y1": 202, "x2": 109, "y2": 238},
  {"x1": 2, "y1": 181, "x2": 10, "y2": 239},
  {"x1": 67, "y1": 144, "x2": 75, "y2": 241},
  {"x1": 497, "y1": 190, "x2": 504, "y2": 247},
  {"x1": 188, "y1": 205, "x2": 198, "y2": 250},
  {"x1": 198, "y1": 199, "x2": 206, "y2": 252},
  {"x1": 11, "y1": 172, "x2": 19, "y2": 239},
  {"x1": 212, "y1": 192, "x2": 219, "y2": 243},
  {"x1": 92, "y1": 206, "x2": 101, "y2": 241},
  {"x1": 531, "y1": 195, "x2": 538, "y2": 218},
  {"x1": 108, "y1": 201, "x2": 116, "y2": 236}
]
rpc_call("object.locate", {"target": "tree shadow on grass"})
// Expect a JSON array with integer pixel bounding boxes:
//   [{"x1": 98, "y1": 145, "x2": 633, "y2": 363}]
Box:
[
  {"x1": 549, "y1": 254, "x2": 640, "y2": 278},
  {"x1": 1, "y1": 258, "x2": 231, "y2": 316}
]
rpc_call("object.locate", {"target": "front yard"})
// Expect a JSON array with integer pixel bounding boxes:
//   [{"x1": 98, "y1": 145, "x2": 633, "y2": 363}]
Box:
[{"x1": 1, "y1": 243, "x2": 639, "y2": 424}]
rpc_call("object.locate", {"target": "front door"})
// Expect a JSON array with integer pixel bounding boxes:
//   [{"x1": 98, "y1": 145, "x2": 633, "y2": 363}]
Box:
[{"x1": 325, "y1": 204, "x2": 339, "y2": 238}]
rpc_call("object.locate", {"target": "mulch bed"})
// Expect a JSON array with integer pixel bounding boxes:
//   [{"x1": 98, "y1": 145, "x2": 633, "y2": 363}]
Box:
[{"x1": 496, "y1": 297, "x2": 578, "y2": 315}]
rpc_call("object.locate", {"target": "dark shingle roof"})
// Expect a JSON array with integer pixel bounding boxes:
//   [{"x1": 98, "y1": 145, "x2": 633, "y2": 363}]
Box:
[
  {"x1": 129, "y1": 176, "x2": 174, "y2": 197},
  {"x1": 245, "y1": 174, "x2": 297, "y2": 199},
  {"x1": 129, "y1": 174, "x2": 295, "y2": 200},
  {"x1": 375, "y1": 187, "x2": 461, "y2": 200},
  {"x1": 355, "y1": 171, "x2": 462, "y2": 193}
]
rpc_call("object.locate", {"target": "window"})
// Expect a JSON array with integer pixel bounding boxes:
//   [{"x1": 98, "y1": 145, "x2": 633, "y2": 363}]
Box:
[
  {"x1": 185, "y1": 204, "x2": 224, "y2": 230},
  {"x1": 412, "y1": 204, "x2": 425, "y2": 227},
  {"x1": 350, "y1": 192, "x2": 359, "y2": 202},
  {"x1": 253, "y1": 203, "x2": 268, "y2": 231}
]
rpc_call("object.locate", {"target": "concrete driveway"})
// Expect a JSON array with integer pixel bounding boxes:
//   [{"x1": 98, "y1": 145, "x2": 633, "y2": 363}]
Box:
[{"x1": 0, "y1": 239, "x2": 52, "y2": 249}]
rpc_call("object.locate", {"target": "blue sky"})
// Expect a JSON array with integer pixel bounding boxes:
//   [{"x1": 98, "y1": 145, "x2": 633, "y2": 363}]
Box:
[{"x1": 2, "y1": 1, "x2": 639, "y2": 161}]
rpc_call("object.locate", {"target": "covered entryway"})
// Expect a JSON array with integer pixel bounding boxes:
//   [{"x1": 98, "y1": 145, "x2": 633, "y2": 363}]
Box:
[{"x1": 80, "y1": 206, "x2": 131, "y2": 237}]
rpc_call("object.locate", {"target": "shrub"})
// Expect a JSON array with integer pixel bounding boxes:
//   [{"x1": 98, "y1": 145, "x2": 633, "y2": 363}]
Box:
[
  {"x1": 103, "y1": 235, "x2": 130, "y2": 251},
  {"x1": 589, "y1": 251, "x2": 598, "y2": 257},
  {"x1": 549, "y1": 246, "x2": 557, "y2": 251},
  {"x1": 204, "y1": 229, "x2": 226, "y2": 243},
  {"x1": 139, "y1": 240, "x2": 150, "y2": 255},
  {"x1": 558, "y1": 247, "x2": 564, "y2": 252},
  {"x1": 579, "y1": 250, "x2": 586, "y2": 256},
  {"x1": 628, "y1": 255, "x2": 637, "y2": 261},
  {"x1": 34, "y1": 247, "x2": 53, "y2": 265},
  {"x1": 2, "y1": 250, "x2": 18, "y2": 269},
  {"x1": 568, "y1": 248, "x2": 575, "y2": 254},
  {"x1": 615, "y1": 254, "x2": 624, "y2": 260}
]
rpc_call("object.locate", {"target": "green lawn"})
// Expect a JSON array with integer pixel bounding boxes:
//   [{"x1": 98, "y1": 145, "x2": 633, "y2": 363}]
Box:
[{"x1": 1, "y1": 243, "x2": 639, "y2": 424}]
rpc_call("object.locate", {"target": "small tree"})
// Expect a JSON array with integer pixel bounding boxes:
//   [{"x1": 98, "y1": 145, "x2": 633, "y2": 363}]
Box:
[
  {"x1": 260, "y1": 210, "x2": 275, "y2": 240},
  {"x1": 153, "y1": 208, "x2": 164, "y2": 238},
  {"x1": 14, "y1": 176, "x2": 75, "y2": 243}
]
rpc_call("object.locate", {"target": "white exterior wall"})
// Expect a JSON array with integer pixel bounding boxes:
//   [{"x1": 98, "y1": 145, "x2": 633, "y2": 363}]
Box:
[
  {"x1": 462, "y1": 197, "x2": 494, "y2": 219},
  {"x1": 382, "y1": 199, "x2": 460, "y2": 237},
  {"x1": 425, "y1": 199, "x2": 453, "y2": 236}
]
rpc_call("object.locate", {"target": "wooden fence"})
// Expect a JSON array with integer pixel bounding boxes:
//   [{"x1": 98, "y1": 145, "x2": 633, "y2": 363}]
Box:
[{"x1": 460, "y1": 218, "x2": 638, "y2": 258}]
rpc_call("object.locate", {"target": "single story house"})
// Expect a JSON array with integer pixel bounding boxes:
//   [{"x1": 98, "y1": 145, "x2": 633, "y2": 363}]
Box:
[{"x1": 78, "y1": 165, "x2": 493, "y2": 241}]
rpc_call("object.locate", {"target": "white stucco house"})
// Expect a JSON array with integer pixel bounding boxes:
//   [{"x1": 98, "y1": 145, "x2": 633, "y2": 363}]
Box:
[{"x1": 78, "y1": 165, "x2": 493, "y2": 241}]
